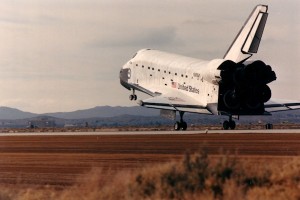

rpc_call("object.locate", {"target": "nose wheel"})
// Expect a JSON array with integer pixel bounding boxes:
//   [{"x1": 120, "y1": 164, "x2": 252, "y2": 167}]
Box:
[
  {"x1": 223, "y1": 116, "x2": 236, "y2": 130},
  {"x1": 129, "y1": 89, "x2": 137, "y2": 101},
  {"x1": 129, "y1": 94, "x2": 137, "y2": 101}
]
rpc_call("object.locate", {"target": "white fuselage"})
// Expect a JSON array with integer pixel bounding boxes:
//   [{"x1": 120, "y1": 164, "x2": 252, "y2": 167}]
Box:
[{"x1": 121, "y1": 49, "x2": 225, "y2": 108}]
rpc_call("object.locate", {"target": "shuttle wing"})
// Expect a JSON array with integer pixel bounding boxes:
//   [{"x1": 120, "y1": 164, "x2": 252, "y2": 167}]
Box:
[
  {"x1": 139, "y1": 92, "x2": 212, "y2": 115},
  {"x1": 224, "y1": 5, "x2": 268, "y2": 63},
  {"x1": 265, "y1": 99, "x2": 300, "y2": 112}
]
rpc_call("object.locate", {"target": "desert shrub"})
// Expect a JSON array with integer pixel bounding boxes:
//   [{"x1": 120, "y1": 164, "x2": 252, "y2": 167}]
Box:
[
  {"x1": 130, "y1": 150, "x2": 239, "y2": 199},
  {"x1": 243, "y1": 174, "x2": 271, "y2": 189},
  {"x1": 129, "y1": 151, "x2": 300, "y2": 200},
  {"x1": 135, "y1": 174, "x2": 156, "y2": 197}
]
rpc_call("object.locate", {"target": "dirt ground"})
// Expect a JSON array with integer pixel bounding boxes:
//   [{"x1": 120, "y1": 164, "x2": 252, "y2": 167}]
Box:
[{"x1": 0, "y1": 131, "x2": 299, "y2": 188}]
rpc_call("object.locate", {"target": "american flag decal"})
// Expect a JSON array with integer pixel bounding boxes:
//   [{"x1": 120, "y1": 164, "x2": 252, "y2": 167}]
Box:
[{"x1": 171, "y1": 82, "x2": 177, "y2": 88}]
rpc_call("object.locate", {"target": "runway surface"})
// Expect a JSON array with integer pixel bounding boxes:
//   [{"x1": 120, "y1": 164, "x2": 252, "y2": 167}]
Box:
[
  {"x1": 2, "y1": 128, "x2": 300, "y2": 136},
  {"x1": 0, "y1": 130, "x2": 299, "y2": 187}
]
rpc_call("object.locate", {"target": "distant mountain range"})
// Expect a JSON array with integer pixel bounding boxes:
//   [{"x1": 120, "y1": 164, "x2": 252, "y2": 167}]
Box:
[
  {"x1": 43, "y1": 106, "x2": 160, "y2": 119},
  {"x1": 0, "y1": 106, "x2": 300, "y2": 128},
  {"x1": 0, "y1": 107, "x2": 37, "y2": 120},
  {"x1": 0, "y1": 106, "x2": 160, "y2": 120}
]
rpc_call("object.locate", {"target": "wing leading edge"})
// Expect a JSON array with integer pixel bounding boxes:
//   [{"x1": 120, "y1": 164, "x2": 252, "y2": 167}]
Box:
[{"x1": 265, "y1": 99, "x2": 300, "y2": 113}]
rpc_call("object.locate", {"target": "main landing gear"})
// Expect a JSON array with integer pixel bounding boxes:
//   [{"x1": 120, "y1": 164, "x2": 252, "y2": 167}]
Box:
[
  {"x1": 129, "y1": 89, "x2": 137, "y2": 101},
  {"x1": 174, "y1": 111, "x2": 187, "y2": 131},
  {"x1": 223, "y1": 115, "x2": 236, "y2": 130}
]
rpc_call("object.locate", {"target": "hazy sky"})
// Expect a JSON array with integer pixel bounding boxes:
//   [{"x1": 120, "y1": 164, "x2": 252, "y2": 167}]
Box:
[{"x1": 0, "y1": 0, "x2": 299, "y2": 113}]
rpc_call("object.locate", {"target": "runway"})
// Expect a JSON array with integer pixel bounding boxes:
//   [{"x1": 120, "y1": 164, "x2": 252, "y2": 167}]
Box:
[
  {"x1": 0, "y1": 130, "x2": 299, "y2": 187},
  {"x1": 2, "y1": 128, "x2": 300, "y2": 136}
]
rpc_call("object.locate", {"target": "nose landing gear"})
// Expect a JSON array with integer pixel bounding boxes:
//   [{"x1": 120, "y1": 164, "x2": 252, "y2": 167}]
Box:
[{"x1": 129, "y1": 89, "x2": 137, "y2": 101}]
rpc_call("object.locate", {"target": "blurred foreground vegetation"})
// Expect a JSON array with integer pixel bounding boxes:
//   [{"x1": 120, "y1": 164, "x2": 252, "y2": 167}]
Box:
[{"x1": 0, "y1": 151, "x2": 299, "y2": 200}]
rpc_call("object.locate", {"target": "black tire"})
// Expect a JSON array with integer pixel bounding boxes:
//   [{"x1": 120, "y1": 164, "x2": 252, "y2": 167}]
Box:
[
  {"x1": 265, "y1": 123, "x2": 273, "y2": 129},
  {"x1": 229, "y1": 120, "x2": 236, "y2": 130},
  {"x1": 181, "y1": 122, "x2": 187, "y2": 131},
  {"x1": 129, "y1": 95, "x2": 134, "y2": 101},
  {"x1": 174, "y1": 121, "x2": 180, "y2": 131},
  {"x1": 223, "y1": 120, "x2": 230, "y2": 130}
]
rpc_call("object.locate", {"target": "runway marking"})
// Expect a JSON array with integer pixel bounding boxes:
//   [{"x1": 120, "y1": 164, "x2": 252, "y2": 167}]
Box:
[{"x1": 1, "y1": 129, "x2": 300, "y2": 136}]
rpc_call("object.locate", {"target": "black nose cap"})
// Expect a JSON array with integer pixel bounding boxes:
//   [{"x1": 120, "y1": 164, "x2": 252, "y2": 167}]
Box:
[
  {"x1": 119, "y1": 68, "x2": 131, "y2": 82},
  {"x1": 119, "y1": 68, "x2": 131, "y2": 90}
]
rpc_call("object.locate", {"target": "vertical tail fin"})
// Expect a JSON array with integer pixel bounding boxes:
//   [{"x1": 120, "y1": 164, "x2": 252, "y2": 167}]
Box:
[{"x1": 223, "y1": 5, "x2": 268, "y2": 63}]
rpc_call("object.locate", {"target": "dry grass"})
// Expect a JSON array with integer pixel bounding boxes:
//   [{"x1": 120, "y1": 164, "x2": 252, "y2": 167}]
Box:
[
  {"x1": 0, "y1": 152, "x2": 300, "y2": 200},
  {"x1": 2, "y1": 123, "x2": 300, "y2": 133}
]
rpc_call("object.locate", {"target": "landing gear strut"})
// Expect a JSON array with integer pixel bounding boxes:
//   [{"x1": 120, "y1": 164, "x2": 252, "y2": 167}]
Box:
[
  {"x1": 174, "y1": 111, "x2": 187, "y2": 131},
  {"x1": 129, "y1": 89, "x2": 137, "y2": 101},
  {"x1": 223, "y1": 115, "x2": 236, "y2": 130}
]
